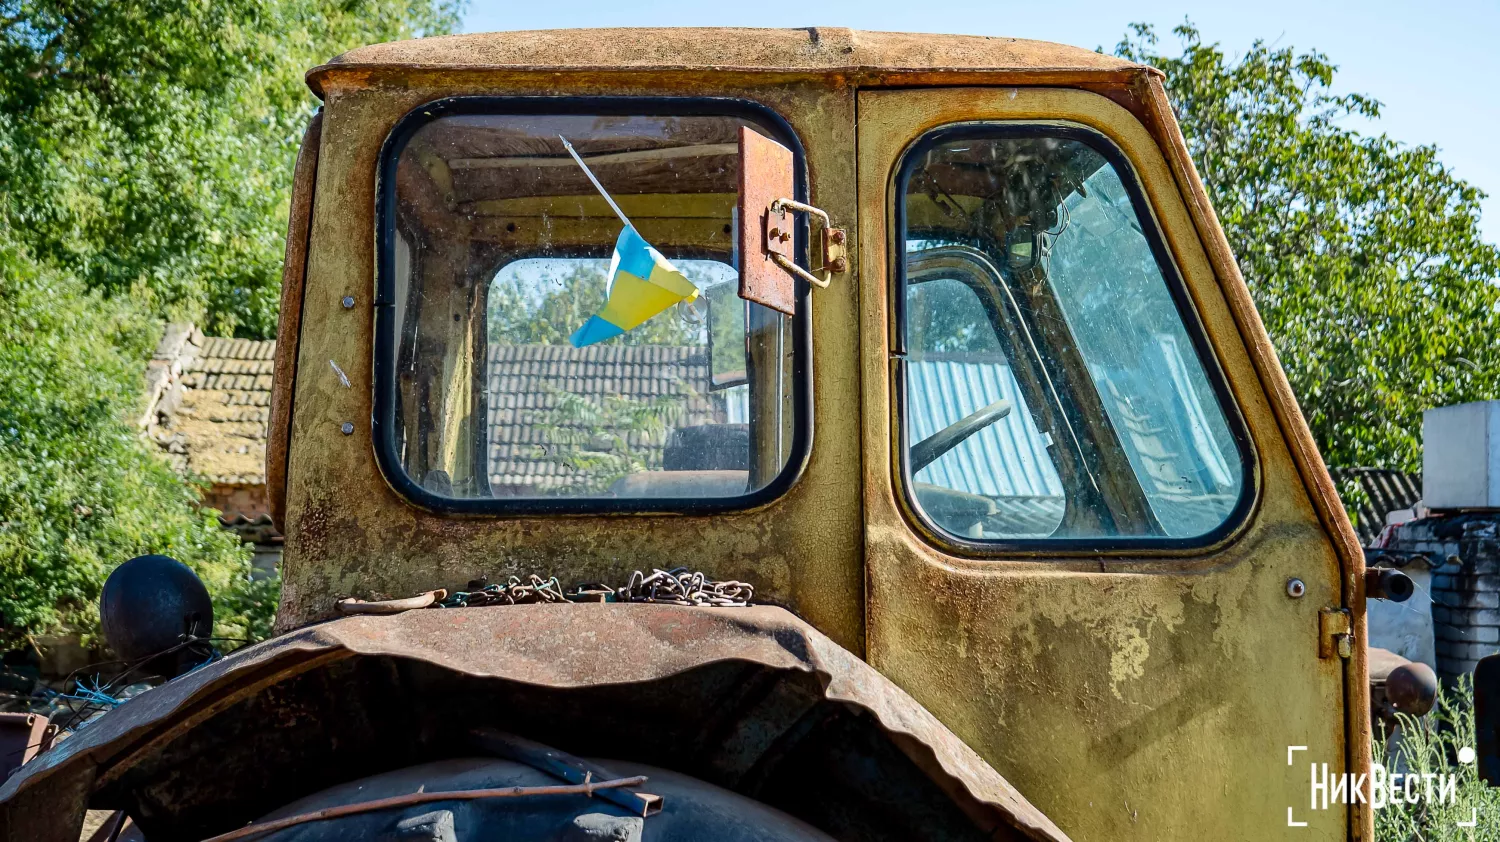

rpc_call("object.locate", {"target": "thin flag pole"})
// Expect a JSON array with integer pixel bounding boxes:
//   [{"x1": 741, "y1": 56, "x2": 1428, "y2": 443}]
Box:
[{"x1": 559, "y1": 135, "x2": 633, "y2": 229}]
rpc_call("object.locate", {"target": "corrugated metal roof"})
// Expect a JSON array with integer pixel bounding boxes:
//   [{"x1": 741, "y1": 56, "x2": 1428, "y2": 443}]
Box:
[
  {"x1": 906, "y1": 357, "x2": 1064, "y2": 500},
  {"x1": 1330, "y1": 467, "x2": 1422, "y2": 545},
  {"x1": 905, "y1": 355, "x2": 1240, "y2": 539}
]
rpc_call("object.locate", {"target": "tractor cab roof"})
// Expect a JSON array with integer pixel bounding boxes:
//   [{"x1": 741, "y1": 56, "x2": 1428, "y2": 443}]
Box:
[{"x1": 308, "y1": 27, "x2": 1147, "y2": 95}]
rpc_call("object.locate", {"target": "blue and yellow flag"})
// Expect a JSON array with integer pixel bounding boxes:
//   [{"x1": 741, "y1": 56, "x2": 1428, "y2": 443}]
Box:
[
  {"x1": 570, "y1": 225, "x2": 700, "y2": 347},
  {"x1": 560, "y1": 135, "x2": 700, "y2": 348}
]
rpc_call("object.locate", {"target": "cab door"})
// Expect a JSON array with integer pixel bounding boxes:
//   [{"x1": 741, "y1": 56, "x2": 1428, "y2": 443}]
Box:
[{"x1": 856, "y1": 87, "x2": 1358, "y2": 840}]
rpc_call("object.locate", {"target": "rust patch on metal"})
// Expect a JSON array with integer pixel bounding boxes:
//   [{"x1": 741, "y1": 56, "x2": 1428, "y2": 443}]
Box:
[
  {"x1": 307, "y1": 28, "x2": 1142, "y2": 96},
  {"x1": 738, "y1": 125, "x2": 797, "y2": 315},
  {"x1": 267, "y1": 111, "x2": 323, "y2": 533},
  {"x1": 1319, "y1": 607, "x2": 1353, "y2": 660},
  {"x1": 0, "y1": 713, "x2": 52, "y2": 780}
]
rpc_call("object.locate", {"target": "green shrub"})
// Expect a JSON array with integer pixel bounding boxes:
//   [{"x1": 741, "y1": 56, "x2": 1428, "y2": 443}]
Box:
[
  {"x1": 0, "y1": 244, "x2": 272, "y2": 649},
  {"x1": 0, "y1": 0, "x2": 458, "y2": 652}
]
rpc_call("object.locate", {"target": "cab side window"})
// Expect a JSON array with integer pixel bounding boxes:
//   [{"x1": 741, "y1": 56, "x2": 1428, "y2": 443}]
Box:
[{"x1": 898, "y1": 127, "x2": 1248, "y2": 544}]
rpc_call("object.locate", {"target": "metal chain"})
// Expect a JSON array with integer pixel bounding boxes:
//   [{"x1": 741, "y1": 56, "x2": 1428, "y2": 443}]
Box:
[
  {"x1": 435, "y1": 575, "x2": 570, "y2": 608},
  {"x1": 430, "y1": 569, "x2": 752, "y2": 609},
  {"x1": 614, "y1": 568, "x2": 754, "y2": 607}
]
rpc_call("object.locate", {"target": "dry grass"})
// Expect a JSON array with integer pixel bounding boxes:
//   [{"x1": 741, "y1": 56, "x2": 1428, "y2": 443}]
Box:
[{"x1": 1376, "y1": 676, "x2": 1500, "y2": 839}]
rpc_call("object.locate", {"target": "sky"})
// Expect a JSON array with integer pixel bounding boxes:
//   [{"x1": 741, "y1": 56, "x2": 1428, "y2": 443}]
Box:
[{"x1": 462, "y1": 0, "x2": 1500, "y2": 244}]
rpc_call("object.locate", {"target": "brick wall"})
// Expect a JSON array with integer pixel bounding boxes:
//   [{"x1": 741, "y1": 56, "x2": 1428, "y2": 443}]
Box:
[{"x1": 1387, "y1": 515, "x2": 1500, "y2": 682}]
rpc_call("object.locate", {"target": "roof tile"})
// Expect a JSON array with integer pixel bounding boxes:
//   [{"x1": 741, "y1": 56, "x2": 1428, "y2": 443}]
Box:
[
  {"x1": 146, "y1": 328, "x2": 276, "y2": 488},
  {"x1": 484, "y1": 344, "x2": 725, "y2": 492}
]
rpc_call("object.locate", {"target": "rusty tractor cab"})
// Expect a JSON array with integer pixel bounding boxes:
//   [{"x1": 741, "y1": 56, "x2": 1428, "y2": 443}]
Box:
[{"x1": 2, "y1": 28, "x2": 1383, "y2": 842}]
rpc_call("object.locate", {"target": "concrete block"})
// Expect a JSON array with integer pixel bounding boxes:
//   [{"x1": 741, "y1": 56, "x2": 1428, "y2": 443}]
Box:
[
  {"x1": 1441, "y1": 607, "x2": 1500, "y2": 626},
  {"x1": 1463, "y1": 557, "x2": 1500, "y2": 576},
  {"x1": 1436, "y1": 623, "x2": 1469, "y2": 642},
  {"x1": 1473, "y1": 626, "x2": 1500, "y2": 644},
  {"x1": 1466, "y1": 642, "x2": 1498, "y2": 659},
  {"x1": 1433, "y1": 573, "x2": 1500, "y2": 593},
  {"x1": 1425, "y1": 401, "x2": 1500, "y2": 508},
  {"x1": 1437, "y1": 640, "x2": 1498, "y2": 660},
  {"x1": 1440, "y1": 667, "x2": 1476, "y2": 684}
]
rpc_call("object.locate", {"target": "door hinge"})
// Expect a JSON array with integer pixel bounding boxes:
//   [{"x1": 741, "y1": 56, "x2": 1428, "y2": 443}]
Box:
[
  {"x1": 765, "y1": 198, "x2": 846, "y2": 289},
  {"x1": 1320, "y1": 607, "x2": 1353, "y2": 660}
]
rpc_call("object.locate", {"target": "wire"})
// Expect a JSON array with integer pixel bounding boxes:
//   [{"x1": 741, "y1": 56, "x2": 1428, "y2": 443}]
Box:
[
  {"x1": 45, "y1": 634, "x2": 240, "y2": 734},
  {"x1": 200, "y1": 775, "x2": 653, "y2": 842}
]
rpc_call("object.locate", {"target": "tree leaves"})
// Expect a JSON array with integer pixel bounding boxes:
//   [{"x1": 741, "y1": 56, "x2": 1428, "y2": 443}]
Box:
[
  {"x1": 0, "y1": 0, "x2": 459, "y2": 647},
  {"x1": 0, "y1": 242, "x2": 259, "y2": 646},
  {"x1": 1119, "y1": 23, "x2": 1500, "y2": 471},
  {"x1": 1, "y1": 0, "x2": 462, "y2": 338}
]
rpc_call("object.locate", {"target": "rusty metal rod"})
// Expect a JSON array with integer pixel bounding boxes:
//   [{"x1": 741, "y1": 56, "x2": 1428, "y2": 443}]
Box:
[
  {"x1": 198, "y1": 774, "x2": 650, "y2": 842},
  {"x1": 335, "y1": 589, "x2": 446, "y2": 615}
]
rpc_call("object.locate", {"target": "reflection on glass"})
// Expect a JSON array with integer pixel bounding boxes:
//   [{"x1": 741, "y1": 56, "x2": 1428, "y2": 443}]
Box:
[{"x1": 901, "y1": 133, "x2": 1243, "y2": 541}]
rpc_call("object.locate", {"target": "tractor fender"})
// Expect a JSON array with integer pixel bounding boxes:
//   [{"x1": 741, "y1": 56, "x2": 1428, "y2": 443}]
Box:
[{"x1": 0, "y1": 604, "x2": 1069, "y2": 842}]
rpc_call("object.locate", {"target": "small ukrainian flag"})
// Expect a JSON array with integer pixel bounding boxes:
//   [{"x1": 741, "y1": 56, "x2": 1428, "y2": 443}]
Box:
[
  {"x1": 570, "y1": 225, "x2": 700, "y2": 347},
  {"x1": 559, "y1": 134, "x2": 701, "y2": 348}
]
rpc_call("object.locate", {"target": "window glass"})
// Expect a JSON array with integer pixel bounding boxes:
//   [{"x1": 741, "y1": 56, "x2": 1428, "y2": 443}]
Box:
[
  {"x1": 906, "y1": 266, "x2": 1066, "y2": 539},
  {"x1": 385, "y1": 111, "x2": 797, "y2": 504},
  {"x1": 900, "y1": 130, "x2": 1246, "y2": 542}
]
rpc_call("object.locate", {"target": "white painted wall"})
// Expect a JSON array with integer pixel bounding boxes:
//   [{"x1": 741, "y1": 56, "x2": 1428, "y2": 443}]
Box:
[{"x1": 1367, "y1": 567, "x2": 1436, "y2": 669}]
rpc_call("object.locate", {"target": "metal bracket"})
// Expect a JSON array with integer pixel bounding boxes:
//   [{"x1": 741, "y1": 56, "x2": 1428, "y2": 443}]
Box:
[
  {"x1": 1319, "y1": 607, "x2": 1353, "y2": 660},
  {"x1": 767, "y1": 198, "x2": 846, "y2": 290},
  {"x1": 336, "y1": 589, "x2": 447, "y2": 615}
]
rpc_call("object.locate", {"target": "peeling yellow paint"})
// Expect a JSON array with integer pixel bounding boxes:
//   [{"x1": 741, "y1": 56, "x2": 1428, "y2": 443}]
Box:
[{"x1": 1106, "y1": 624, "x2": 1152, "y2": 699}]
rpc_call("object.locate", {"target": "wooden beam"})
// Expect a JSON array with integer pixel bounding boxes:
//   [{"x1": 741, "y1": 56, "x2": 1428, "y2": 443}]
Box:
[{"x1": 448, "y1": 143, "x2": 736, "y2": 170}]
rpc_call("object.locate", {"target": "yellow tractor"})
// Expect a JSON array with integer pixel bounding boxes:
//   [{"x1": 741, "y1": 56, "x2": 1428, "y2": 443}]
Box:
[{"x1": 2, "y1": 27, "x2": 1390, "y2": 842}]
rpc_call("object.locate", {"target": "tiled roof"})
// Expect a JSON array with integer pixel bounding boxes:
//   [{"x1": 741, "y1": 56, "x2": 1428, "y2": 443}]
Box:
[
  {"x1": 485, "y1": 344, "x2": 726, "y2": 492},
  {"x1": 143, "y1": 324, "x2": 274, "y2": 487},
  {"x1": 1330, "y1": 467, "x2": 1422, "y2": 546}
]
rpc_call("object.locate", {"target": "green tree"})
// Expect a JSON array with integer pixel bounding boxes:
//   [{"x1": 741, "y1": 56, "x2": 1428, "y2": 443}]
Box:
[
  {"x1": 538, "y1": 389, "x2": 692, "y2": 494},
  {"x1": 0, "y1": 0, "x2": 459, "y2": 649},
  {"x1": 2, "y1": 0, "x2": 460, "y2": 338},
  {"x1": 0, "y1": 243, "x2": 267, "y2": 647},
  {"x1": 1117, "y1": 24, "x2": 1500, "y2": 472}
]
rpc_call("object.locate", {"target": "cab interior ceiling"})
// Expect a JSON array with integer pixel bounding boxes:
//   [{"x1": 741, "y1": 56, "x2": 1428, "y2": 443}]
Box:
[
  {"x1": 395, "y1": 123, "x2": 742, "y2": 257},
  {"x1": 905, "y1": 137, "x2": 1102, "y2": 242}
]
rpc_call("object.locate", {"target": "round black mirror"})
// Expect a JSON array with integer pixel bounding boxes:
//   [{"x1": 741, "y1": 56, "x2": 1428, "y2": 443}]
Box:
[{"x1": 99, "y1": 554, "x2": 214, "y2": 679}]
